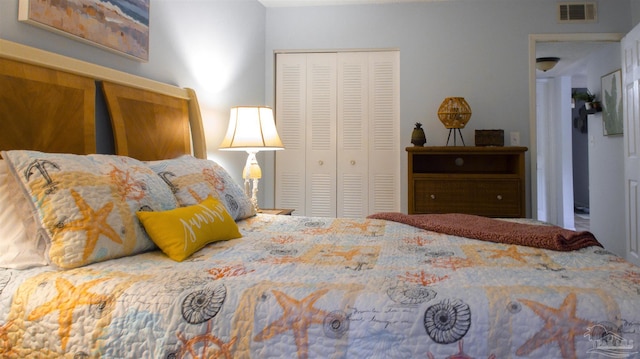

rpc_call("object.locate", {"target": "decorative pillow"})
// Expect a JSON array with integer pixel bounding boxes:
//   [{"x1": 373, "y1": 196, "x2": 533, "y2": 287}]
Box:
[
  {"x1": 146, "y1": 155, "x2": 256, "y2": 220},
  {"x1": 1, "y1": 150, "x2": 178, "y2": 269},
  {"x1": 136, "y1": 196, "x2": 241, "y2": 261},
  {"x1": 0, "y1": 160, "x2": 47, "y2": 269}
]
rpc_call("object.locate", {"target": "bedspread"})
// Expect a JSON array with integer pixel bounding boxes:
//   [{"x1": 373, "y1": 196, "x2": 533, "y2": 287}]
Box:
[{"x1": 1, "y1": 215, "x2": 640, "y2": 358}]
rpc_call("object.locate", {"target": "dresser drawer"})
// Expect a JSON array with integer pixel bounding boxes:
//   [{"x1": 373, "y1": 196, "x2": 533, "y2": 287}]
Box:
[
  {"x1": 411, "y1": 153, "x2": 519, "y2": 174},
  {"x1": 413, "y1": 179, "x2": 474, "y2": 213},
  {"x1": 473, "y1": 180, "x2": 522, "y2": 217},
  {"x1": 412, "y1": 179, "x2": 522, "y2": 217}
]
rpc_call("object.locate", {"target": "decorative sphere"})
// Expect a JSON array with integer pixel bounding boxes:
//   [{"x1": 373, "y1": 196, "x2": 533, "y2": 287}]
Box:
[{"x1": 437, "y1": 97, "x2": 472, "y2": 129}]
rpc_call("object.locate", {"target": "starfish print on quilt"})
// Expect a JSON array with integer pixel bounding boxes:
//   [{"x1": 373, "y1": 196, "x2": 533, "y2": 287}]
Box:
[
  {"x1": 254, "y1": 288, "x2": 331, "y2": 359},
  {"x1": 343, "y1": 219, "x2": 380, "y2": 234},
  {"x1": 177, "y1": 320, "x2": 238, "y2": 358},
  {"x1": 28, "y1": 277, "x2": 111, "y2": 352},
  {"x1": 516, "y1": 292, "x2": 593, "y2": 359},
  {"x1": 330, "y1": 248, "x2": 361, "y2": 261},
  {"x1": 59, "y1": 189, "x2": 122, "y2": 261},
  {"x1": 485, "y1": 245, "x2": 534, "y2": 263},
  {"x1": 0, "y1": 320, "x2": 18, "y2": 357}
]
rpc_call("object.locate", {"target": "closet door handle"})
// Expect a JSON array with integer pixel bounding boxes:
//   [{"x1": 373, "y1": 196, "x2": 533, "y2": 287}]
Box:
[{"x1": 318, "y1": 160, "x2": 324, "y2": 166}]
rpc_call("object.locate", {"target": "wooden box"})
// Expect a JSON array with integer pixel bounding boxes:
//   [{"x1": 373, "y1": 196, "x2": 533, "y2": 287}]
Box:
[{"x1": 475, "y1": 129, "x2": 504, "y2": 146}]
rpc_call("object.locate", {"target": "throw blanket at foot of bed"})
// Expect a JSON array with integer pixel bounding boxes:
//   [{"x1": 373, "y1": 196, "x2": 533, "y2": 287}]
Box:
[{"x1": 367, "y1": 212, "x2": 602, "y2": 251}]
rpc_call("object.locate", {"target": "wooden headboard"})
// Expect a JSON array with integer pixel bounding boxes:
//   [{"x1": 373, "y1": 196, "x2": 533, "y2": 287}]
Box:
[
  {"x1": 0, "y1": 57, "x2": 96, "y2": 156},
  {"x1": 0, "y1": 39, "x2": 206, "y2": 160}
]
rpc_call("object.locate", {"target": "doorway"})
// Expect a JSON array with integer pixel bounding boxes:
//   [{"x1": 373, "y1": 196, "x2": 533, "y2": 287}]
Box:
[{"x1": 529, "y1": 33, "x2": 622, "y2": 226}]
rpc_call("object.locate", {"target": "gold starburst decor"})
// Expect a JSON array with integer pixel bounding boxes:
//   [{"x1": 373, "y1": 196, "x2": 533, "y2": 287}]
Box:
[{"x1": 437, "y1": 97, "x2": 472, "y2": 129}]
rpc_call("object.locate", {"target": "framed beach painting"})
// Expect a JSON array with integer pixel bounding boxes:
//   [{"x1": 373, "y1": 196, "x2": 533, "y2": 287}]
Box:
[
  {"x1": 18, "y1": 0, "x2": 150, "y2": 62},
  {"x1": 601, "y1": 69, "x2": 623, "y2": 136}
]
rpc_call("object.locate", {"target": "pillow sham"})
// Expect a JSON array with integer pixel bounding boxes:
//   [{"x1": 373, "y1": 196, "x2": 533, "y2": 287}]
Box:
[
  {"x1": 136, "y1": 196, "x2": 241, "y2": 262},
  {"x1": 0, "y1": 160, "x2": 47, "y2": 269},
  {"x1": 146, "y1": 155, "x2": 256, "y2": 220},
  {"x1": 1, "y1": 150, "x2": 178, "y2": 269}
]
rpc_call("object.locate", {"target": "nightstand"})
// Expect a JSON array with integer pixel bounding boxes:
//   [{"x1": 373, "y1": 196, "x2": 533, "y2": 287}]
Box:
[{"x1": 258, "y1": 208, "x2": 294, "y2": 215}]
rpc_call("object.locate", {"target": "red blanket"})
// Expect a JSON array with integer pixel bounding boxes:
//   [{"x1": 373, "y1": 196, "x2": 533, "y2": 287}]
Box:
[{"x1": 367, "y1": 212, "x2": 602, "y2": 251}]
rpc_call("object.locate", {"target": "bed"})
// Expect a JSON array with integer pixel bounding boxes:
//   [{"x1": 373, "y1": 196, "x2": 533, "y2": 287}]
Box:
[{"x1": 1, "y1": 40, "x2": 640, "y2": 359}]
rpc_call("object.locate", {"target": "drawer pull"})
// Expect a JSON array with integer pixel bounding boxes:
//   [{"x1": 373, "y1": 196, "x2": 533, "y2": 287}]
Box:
[
  {"x1": 350, "y1": 160, "x2": 356, "y2": 165},
  {"x1": 430, "y1": 194, "x2": 436, "y2": 200},
  {"x1": 455, "y1": 157, "x2": 464, "y2": 166},
  {"x1": 319, "y1": 160, "x2": 324, "y2": 165},
  {"x1": 497, "y1": 195, "x2": 503, "y2": 200}
]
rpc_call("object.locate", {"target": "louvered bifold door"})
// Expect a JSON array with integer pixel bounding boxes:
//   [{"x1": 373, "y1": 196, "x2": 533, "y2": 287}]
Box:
[
  {"x1": 275, "y1": 54, "x2": 307, "y2": 214},
  {"x1": 369, "y1": 51, "x2": 401, "y2": 214},
  {"x1": 276, "y1": 51, "x2": 399, "y2": 217},
  {"x1": 306, "y1": 54, "x2": 338, "y2": 217},
  {"x1": 337, "y1": 52, "x2": 369, "y2": 218}
]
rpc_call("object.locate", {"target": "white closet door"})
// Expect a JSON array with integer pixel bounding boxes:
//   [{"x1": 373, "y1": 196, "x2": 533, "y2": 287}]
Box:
[
  {"x1": 306, "y1": 53, "x2": 337, "y2": 217},
  {"x1": 275, "y1": 51, "x2": 399, "y2": 217},
  {"x1": 275, "y1": 54, "x2": 307, "y2": 213},
  {"x1": 337, "y1": 52, "x2": 369, "y2": 218},
  {"x1": 368, "y1": 51, "x2": 401, "y2": 214}
]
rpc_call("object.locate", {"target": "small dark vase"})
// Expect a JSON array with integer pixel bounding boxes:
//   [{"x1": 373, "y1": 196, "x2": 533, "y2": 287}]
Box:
[{"x1": 411, "y1": 122, "x2": 427, "y2": 146}]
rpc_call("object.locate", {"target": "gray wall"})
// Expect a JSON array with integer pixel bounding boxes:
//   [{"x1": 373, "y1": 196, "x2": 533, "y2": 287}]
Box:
[
  {"x1": 264, "y1": 0, "x2": 633, "y2": 213},
  {"x1": 633, "y1": 0, "x2": 640, "y2": 27},
  {"x1": 1, "y1": 0, "x2": 638, "y2": 213}
]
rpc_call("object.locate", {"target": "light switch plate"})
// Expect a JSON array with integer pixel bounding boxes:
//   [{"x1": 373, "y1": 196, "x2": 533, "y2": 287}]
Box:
[{"x1": 510, "y1": 132, "x2": 520, "y2": 146}]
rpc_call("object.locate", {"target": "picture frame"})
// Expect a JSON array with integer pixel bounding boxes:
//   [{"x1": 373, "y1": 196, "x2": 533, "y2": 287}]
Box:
[
  {"x1": 18, "y1": 0, "x2": 149, "y2": 62},
  {"x1": 601, "y1": 69, "x2": 623, "y2": 136}
]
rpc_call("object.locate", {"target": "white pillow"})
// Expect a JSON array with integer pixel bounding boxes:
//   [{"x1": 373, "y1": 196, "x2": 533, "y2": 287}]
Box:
[{"x1": 0, "y1": 160, "x2": 47, "y2": 269}]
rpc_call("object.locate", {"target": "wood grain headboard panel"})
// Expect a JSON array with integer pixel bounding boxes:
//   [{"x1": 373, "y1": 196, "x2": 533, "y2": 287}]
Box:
[
  {"x1": 0, "y1": 57, "x2": 96, "y2": 156},
  {"x1": 0, "y1": 39, "x2": 207, "y2": 160},
  {"x1": 103, "y1": 82, "x2": 192, "y2": 161}
]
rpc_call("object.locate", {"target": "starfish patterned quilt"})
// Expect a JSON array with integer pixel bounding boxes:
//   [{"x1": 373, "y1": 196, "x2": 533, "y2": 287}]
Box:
[{"x1": 1, "y1": 214, "x2": 639, "y2": 358}]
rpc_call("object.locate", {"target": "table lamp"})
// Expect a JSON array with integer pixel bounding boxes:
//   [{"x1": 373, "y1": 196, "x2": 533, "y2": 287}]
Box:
[
  {"x1": 219, "y1": 106, "x2": 284, "y2": 210},
  {"x1": 437, "y1": 97, "x2": 472, "y2": 146}
]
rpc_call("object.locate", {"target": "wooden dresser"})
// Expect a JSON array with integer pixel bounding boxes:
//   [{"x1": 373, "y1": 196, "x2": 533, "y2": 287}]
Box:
[{"x1": 407, "y1": 146, "x2": 527, "y2": 217}]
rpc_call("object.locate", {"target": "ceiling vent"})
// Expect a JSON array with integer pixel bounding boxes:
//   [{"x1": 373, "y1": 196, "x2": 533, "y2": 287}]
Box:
[{"x1": 558, "y1": 2, "x2": 597, "y2": 23}]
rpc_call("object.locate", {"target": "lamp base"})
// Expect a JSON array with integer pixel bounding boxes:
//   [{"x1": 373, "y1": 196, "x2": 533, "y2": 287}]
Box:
[
  {"x1": 243, "y1": 150, "x2": 261, "y2": 211},
  {"x1": 244, "y1": 177, "x2": 260, "y2": 211},
  {"x1": 446, "y1": 128, "x2": 466, "y2": 146}
]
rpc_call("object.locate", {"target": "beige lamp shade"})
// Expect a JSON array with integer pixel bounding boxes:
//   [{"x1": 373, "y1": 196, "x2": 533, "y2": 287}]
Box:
[
  {"x1": 219, "y1": 106, "x2": 284, "y2": 152},
  {"x1": 437, "y1": 97, "x2": 472, "y2": 129}
]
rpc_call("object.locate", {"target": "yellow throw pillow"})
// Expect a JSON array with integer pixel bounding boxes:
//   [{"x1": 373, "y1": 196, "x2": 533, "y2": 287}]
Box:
[{"x1": 137, "y1": 196, "x2": 241, "y2": 261}]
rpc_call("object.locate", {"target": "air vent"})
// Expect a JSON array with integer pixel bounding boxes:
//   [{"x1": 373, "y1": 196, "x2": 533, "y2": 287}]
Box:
[{"x1": 558, "y1": 2, "x2": 597, "y2": 23}]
